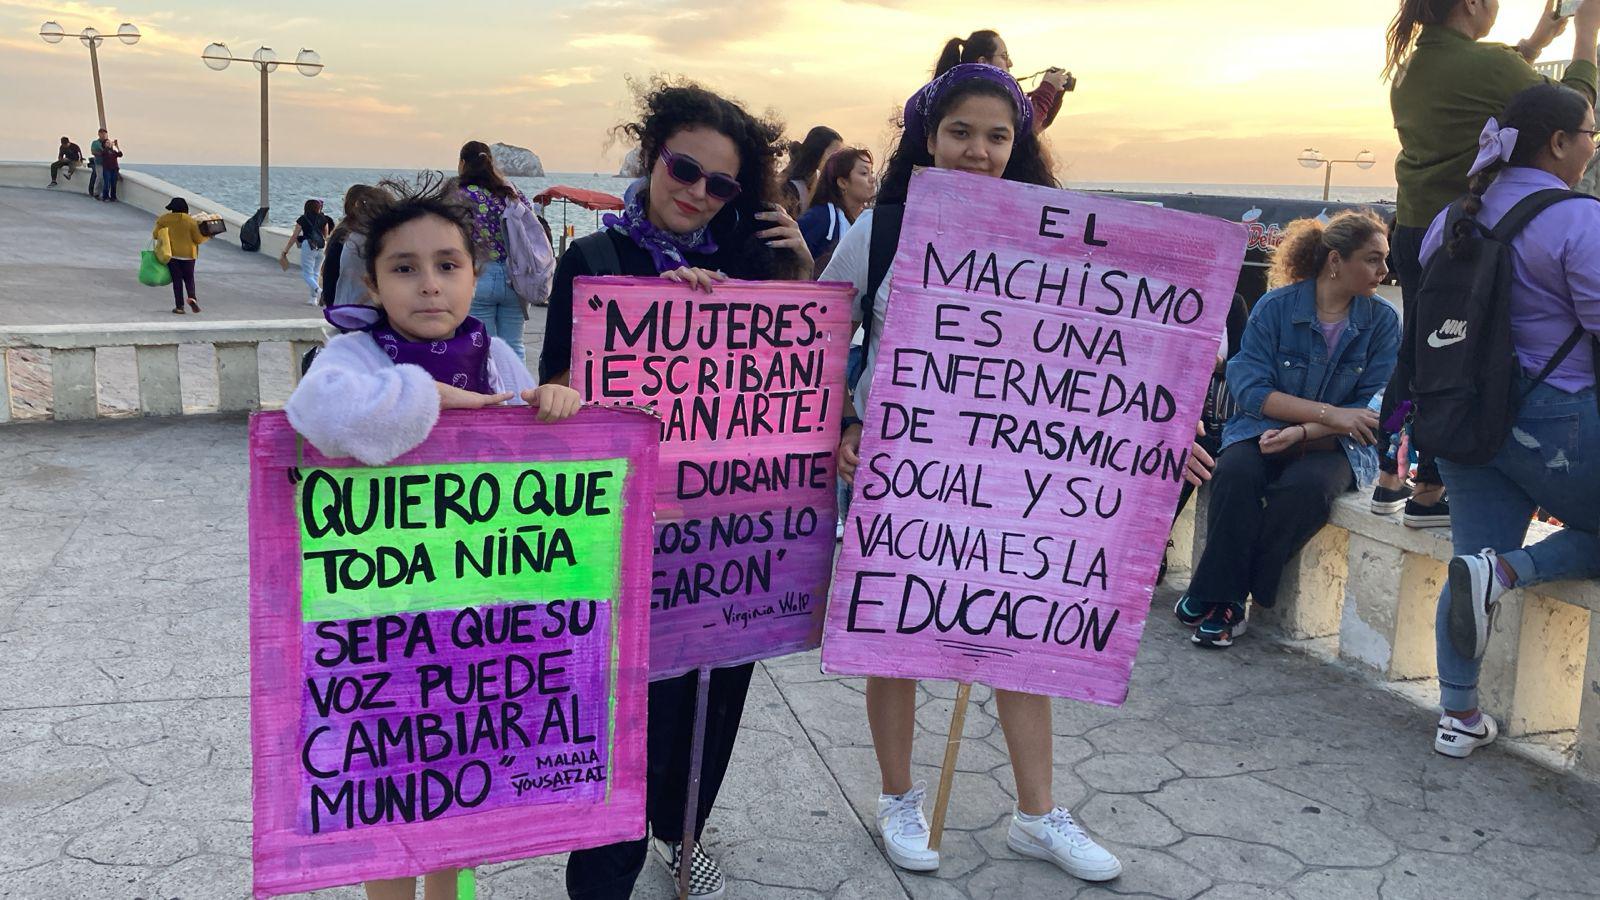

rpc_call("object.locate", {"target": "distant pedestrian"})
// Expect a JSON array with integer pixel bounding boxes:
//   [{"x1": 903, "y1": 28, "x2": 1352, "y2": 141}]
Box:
[
  {"x1": 154, "y1": 198, "x2": 211, "y2": 314},
  {"x1": 325, "y1": 184, "x2": 387, "y2": 309},
  {"x1": 48, "y1": 137, "x2": 84, "y2": 187},
  {"x1": 453, "y1": 139, "x2": 542, "y2": 360},
  {"x1": 779, "y1": 125, "x2": 842, "y2": 217},
  {"x1": 87, "y1": 128, "x2": 107, "y2": 197},
  {"x1": 97, "y1": 134, "x2": 123, "y2": 202},
  {"x1": 280, "y1": 199, "x2": 334, "y2": 306}
]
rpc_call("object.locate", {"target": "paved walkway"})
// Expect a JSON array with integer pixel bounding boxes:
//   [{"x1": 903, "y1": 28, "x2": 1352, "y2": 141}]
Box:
[{"x1": 3, "y1": 414, "x2": 1599, "y2": 899}]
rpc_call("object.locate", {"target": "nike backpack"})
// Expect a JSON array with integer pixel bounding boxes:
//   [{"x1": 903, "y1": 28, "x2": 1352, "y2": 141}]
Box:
[{"x1": 1410, "y1": 188, "x2": 1595, "y2": 466}]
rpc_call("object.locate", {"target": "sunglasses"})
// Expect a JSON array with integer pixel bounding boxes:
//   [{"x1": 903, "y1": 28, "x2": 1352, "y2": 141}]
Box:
[{"x1": 658, "y1": 146, "x2": 742, "y2": 202}]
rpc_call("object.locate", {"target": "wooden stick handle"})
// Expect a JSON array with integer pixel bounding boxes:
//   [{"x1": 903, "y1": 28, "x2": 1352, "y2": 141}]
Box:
[
  {"x1": 679, "y1": 667, "x2": 713, "y2": 900},
  {"x1": 927, "y1": 682, "x2": 972, "y2": 852}
]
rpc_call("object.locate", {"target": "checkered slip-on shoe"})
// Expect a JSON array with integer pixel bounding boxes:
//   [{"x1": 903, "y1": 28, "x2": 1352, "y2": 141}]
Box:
[{"x1": 653, "y1": 837, "x2": 726, "y2": 899}]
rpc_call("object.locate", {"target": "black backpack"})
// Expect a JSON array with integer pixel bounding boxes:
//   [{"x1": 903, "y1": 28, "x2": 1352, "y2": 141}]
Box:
[{"x1": 1411, "y1": 188, "x2": 1597, "y2": 465}]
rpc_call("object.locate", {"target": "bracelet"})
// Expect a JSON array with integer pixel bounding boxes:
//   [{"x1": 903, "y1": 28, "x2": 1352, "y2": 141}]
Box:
[
  {"x1": 1297, "y1": 424, "x2": 1309, "y2": 441},
  {"x1": 842, "y1": 415, "x2": 863, "y2": 430}
]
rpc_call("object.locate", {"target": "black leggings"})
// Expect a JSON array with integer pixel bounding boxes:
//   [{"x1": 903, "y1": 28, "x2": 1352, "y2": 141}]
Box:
[
  {"x1": 167, "y1": 258, "x2": 197, "y2": 306},
  {"x1": 1377, "y1": 224, "x2": 1441, "y2": 486},
  {"x1": 1188, "y1": 439, "x2": 1353, "y2": 609},
  {"x1": 565, "y1": 664, "x2": 755, "y2": 899}
]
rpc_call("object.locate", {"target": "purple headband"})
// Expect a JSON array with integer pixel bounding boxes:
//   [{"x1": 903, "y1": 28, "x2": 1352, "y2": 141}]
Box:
[{"x1": 902, "y1": 63, "x2": 1034, "y2": 149}]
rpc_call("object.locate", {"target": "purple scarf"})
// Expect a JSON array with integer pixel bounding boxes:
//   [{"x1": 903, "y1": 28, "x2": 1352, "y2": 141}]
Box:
[
  {"x1": 365, "y1": 314, "x2": 493, "y2": 393},
  {"x1": 600, "y1": 177, "x2": 719, "y2": 273},
  {"x1": 903, "y1": 63, "x2": 1034, "y2": 149}
]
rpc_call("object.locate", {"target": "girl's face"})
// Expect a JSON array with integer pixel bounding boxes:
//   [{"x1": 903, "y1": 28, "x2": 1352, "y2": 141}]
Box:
[
  {"x1": 647, "y1": 126, "x2": 741, "y2": 234},
  {"x1": 1331, "y1": 232, "x2": 1390, "y2": 298},
  {"x1": 840, "y1": 158, "x2": 876, "y2": 206},
  {"x1": 928, "y1": 94, "x2": 1018, "y2": 179},
  {"x1": 367, "y1": 214, "x2": 478, "y2": 342}
]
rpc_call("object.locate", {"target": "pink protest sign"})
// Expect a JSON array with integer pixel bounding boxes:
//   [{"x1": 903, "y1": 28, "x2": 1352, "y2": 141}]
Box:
[
  {"x1": 822, "y1": 168, "x2": 1246, "y2": 705},
  {"x1": 248, "y1": 406, "x2": 658, "y2": 897},
  {"x1": 571, "y1": 276, "x2": 850, "y2": 678}
]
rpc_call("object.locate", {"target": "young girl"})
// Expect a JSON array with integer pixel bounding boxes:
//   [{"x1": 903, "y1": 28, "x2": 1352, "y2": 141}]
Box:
[
  {"x1": 779, "y1": 124, "x2": 843, "y2": 217},
  {"x1": 279, "y1": 198, "x2": 334, "y2": 306},
  {"x1": 797, "y1": 147, "x2": 874, "y2": 272},
  {"x1": 453, "y1": 140, "x2": 542, "y2": 360},
  {"x1": 825, "y1": 63, "x2": 1122, "y2": 884},
  {"x1": 284, "y1": 178, "x2": 581, "y2": 898},
  {"x1": 540, "y1": 78, "x2": 811, "y2": 900}
]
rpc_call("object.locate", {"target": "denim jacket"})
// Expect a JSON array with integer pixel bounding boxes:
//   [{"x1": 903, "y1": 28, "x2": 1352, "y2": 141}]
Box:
[{"x1": 1222, "y1": 279, "x2": 1401, "y2": 487}]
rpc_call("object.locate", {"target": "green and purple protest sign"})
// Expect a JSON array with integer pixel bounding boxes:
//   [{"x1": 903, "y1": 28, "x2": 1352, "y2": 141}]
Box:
[
  {"x1": 823, "y1": 168, "x2": 1247, "y2": 705},
  {"x1": 571, "y1": 276, "x2": 851, "y2": 678},
  {"x1": 249, "y1": 406, "x2": 657, "y2": 897}
]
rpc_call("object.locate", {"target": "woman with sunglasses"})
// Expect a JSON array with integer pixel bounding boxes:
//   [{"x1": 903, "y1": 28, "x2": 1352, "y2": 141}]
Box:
[
  {"x1": 1378, "y1": 0, "x2": 1600, "y2": 528},
  {"x1": 824, "y1": 64, "x2": 1127, "y2": 885},
  {"x1": 539, "y1": 77, "x2": 809, "y2": 900}
]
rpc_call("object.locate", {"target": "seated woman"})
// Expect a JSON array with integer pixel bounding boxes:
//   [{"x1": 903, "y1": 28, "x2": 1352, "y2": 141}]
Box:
[
  {"x1": 1178, "y1": 211, "x2": 1400, "y2": 648},
  {"x1": 1422, "y1": 84, "x2": 1600, "y2": 759}
]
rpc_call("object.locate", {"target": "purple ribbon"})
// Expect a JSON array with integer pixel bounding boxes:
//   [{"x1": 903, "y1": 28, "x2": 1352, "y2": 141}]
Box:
[{"x1": 1468, "y1": 117, "x2": 1520, "y2": 177}]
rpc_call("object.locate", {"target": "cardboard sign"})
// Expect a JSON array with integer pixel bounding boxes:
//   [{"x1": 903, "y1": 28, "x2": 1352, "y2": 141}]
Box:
[
  {"x1": 249, "y1": 406, "x2": 657, "y2": 897},
  {"x1": 823, "y1": 168, "x2": 1246, "y2": 705},
  {"x1": 571, "y1": 276, "x2": 850, "y2": 678}
]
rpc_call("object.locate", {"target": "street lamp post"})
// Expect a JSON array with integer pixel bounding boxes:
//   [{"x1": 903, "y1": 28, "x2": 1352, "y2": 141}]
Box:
[
  {"x1": 39, "y1": 21, "x2": 141, "y2": 131},
  {"x1": 1298, "y1": 148, "x2": 1377, "y2": 202},
  {"x1": 201, "y1": 43, "x2": 324, "y2": 218}
]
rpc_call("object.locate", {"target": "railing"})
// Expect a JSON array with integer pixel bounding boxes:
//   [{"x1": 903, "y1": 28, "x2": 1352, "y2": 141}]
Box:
[
  {"x1": 0, "y1": 320, "x2": 326, "y2": 421},
  {"x1": 1169, "y1": 490, "x2": 1600, "y2": 778}
]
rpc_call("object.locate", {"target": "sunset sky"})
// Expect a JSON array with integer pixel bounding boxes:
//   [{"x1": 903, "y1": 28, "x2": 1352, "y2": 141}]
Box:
[{"x1": 0, "y1": 1, "x2": 1577, "y2": 187}]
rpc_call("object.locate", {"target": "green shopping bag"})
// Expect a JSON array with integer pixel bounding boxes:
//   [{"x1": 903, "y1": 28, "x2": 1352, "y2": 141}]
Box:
[{"x1": 138, "y1": 242, "x2": 172, "y2": 287}]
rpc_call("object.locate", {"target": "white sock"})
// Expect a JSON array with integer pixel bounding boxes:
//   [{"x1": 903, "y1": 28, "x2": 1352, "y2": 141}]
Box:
[{"x1": 1016, "y1": 808, "x2": 1045, "y2": 823}]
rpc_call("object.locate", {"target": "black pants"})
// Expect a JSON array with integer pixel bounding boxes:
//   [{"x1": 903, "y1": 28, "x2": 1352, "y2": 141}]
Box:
[
  {"x1": 167, "y1": 258, "x2": 197, "y2": 306},
  {"x1": 1377, "y1": 224, "x2": 1441, "y2": 486},
  {"x1": 87, "y1": 162, "x2": 97, "y2": 196},
  {"x1": 565, "y1": 663, "x2": 755, "y2": 900},
  {"x1": 1188, "y1": 440, "x2": 1353, "y2": 609}
]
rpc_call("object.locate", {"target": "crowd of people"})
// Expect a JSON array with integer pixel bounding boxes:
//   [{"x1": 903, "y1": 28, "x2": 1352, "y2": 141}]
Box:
[{"x1": 52, "y1": 6, "x2": 1594, "y2": 897}]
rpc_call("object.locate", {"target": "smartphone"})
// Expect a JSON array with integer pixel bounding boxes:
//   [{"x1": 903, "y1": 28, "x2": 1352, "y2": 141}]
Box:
[{"x1": 1557, "y1": 0, "x2": 1583, "y2": 19}]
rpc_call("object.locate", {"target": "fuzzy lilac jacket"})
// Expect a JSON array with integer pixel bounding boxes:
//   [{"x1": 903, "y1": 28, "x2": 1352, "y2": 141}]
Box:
[{"x1": 284, "y1": 330, "x2": 536, "y2": 465}]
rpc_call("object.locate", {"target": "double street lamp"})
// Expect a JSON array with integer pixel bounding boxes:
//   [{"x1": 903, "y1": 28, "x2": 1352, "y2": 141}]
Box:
[
  {"x1": 39, "y1": 21, "x2": 142, "y2": 131},
  {"x1": 201, "y1": 43, "x2": 324, "y2": 218},
  {"x1": 1297, "y1": 148, "x2": 1377, "y2": 202}
]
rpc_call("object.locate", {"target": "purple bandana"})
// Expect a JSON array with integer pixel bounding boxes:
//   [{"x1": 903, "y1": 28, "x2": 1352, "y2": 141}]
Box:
[
  {"x1": 903, "y1": 63, "x2": 1034, "y2": 150},
  {"x1": 368, "y1": 315, "x2": 493, "y2": 393},
  {"x1": 601, "y1": 177, "x2": 719, "y2": 274}
]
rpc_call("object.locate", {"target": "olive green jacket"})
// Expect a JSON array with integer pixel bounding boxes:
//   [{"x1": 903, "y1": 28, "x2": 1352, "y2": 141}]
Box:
[{"x1": 1391, "y1": 25, "x2": 1597, "y2": 227}]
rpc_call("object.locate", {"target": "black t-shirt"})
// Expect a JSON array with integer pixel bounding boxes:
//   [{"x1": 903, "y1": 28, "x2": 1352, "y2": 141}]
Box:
[
  {"x1": 538, "y1": 228, "x2": 772, "y2": 383},
  {"x1": 60, "y1": 143, "x2": 82, "y2": 162},
  {"x1": 296, "y1": 213, "x2": 333, "y2": 249}
]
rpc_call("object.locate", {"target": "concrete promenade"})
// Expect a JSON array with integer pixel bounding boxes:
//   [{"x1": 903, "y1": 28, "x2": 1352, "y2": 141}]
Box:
[{"x1": 3, "y1": 414, "x2": 1600, "y2": 900}]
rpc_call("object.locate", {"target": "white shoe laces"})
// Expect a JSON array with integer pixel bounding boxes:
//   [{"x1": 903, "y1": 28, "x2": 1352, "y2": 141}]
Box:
[
  {"x1": 885, "y1": 783, "x2": 929, "y2": 838},
  {"x1": 1040, "y1": 808, "x2": 1094, "y2": 847}
]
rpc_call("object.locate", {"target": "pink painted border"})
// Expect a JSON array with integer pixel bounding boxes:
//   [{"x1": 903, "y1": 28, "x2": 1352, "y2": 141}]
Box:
[{"x1": 249, "y1": 406, "x2": 658, "y2": 898}]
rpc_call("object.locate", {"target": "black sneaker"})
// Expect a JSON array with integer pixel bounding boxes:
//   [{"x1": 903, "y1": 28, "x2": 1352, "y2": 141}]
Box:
[
  {"x1": 1173, "y1": 593, "x2": 1209, "y2": 626},
  {"x1": 653, "y1": 838, "x2": 726, "y2": 899},
  {"x1": 1192, "y1": 602, "x2": 1247, "y2": 648},
  {"x1": 1370, "y1": 483, "x2": 1411, "y2": 514},
  {"x1": 1403, "y1": 496, "x2": 1450, "y2": 529}
]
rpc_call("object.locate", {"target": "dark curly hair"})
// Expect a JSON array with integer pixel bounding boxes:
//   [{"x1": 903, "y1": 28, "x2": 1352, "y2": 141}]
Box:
[
  {"x1": 355, "y1": 173, "x2": 479, "y2": 285},
  {"x1": 877, "y1": 78, "x2": 1056, "y2": 206},
  {"x1": 615, "y1": 76, "x2": 799, "y2": 278}
]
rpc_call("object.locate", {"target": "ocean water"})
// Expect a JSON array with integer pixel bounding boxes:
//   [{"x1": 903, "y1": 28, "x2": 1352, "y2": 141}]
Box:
[{"x1": 133, "y1": 165, "x2": 1398, "y2": 239}]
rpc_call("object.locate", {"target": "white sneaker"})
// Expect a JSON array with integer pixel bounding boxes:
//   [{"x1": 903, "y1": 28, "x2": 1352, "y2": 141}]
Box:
[
  {"x1": 877, "y1": 782, "x2": 939, "y2": 871},
  {"x1": 1007, "y1": 807, "x2": 1122, "y2": 882},
  {"x1": 1434, "y1": 713, "x2": 1498, "y2": 759},
  {"x1": 1447, "y1": 548, "x2": 1508, "y2": 661},
  {"x1": 651, "y1": 837, "x2": 725, "y2": 899}
]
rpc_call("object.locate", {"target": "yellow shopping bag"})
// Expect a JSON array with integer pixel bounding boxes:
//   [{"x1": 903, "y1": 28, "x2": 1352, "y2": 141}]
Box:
[{"x1": 154, "y1": 227, "x2": 173, "y2": 265}]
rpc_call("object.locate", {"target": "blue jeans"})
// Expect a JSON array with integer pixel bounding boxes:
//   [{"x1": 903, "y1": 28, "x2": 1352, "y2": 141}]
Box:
[
  {"x1": 1435, "y1": 379, "x2": 1600, "y2": 711},
  {"x1": 469, "y1": 260, "x2": 525, "y2": 360},
  {"x1": 298, "y1": 246, "x2": 324, "y2": 304},
  {"x1": 99, "y1": 169, "x2": 118, "y2": 201}
]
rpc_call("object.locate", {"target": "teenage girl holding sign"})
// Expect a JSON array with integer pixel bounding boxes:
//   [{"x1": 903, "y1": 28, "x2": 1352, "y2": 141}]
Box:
[{"x1": 823, "y1": 64, "x2": 1126, "y2": 883}]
